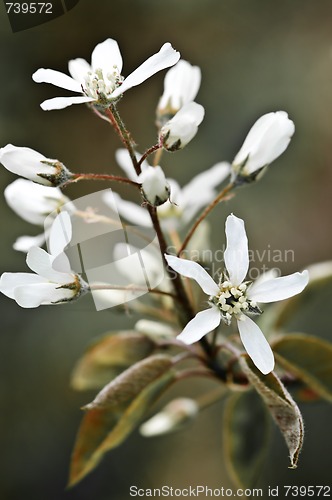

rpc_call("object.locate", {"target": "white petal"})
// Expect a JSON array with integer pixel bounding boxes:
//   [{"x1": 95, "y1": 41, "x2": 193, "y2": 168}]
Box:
[
  {"x1": 13, "y1": 233, "x2": 47, "y2": 253},
  {"x1": 40, "y1": 95, "x2": 94, "y2": 111},
  {"x1": 177, "y1": 307, "x2": 221, "y2": 344},
  {"x1": 14, "y1": 282, "x2": 74, "y2": 308},
  {"x1": 160, "y1": 102, "x2": 204, "y2": 150},
  {"x1": 0, "y1": 272, "x2": 46, "y2": 299},
  {"x1": 0, "y1": 144, "x2": 56, "y2": 184},
  {"x1": 32, "y1": 68, "x2": 82, "y2": 92},
  {"x1": 233, "y1": 111, "x2": 295, "y2": 175},
  {"x1": 104, "y1": 192, "x2": 152, "y2": 227},
  {"x1": 224, "y1": 214, "x2": 249, "y2": 286},
  {"x1": 237, "y1": 315, "x2": 275, "y2": 374},
  {"x1": 68, "y1": 58, "x2": 91, "y2": 84},
  {"x1": 158, "y1": 59, "x2": 201, "y2": 111},
  {"x1": 111, "y1": 42, "x2": 180, "y2": 98},
  {"x1": 26, "y1": 247, "x2": 72, "y2": 283},
  {"x1": 181, "y1": 162, "x2": 231, "y2": 218},
  {"x1": 48, "y1": 212, "x2": 72, "y2": 257},
  {"x1": 247, "y1": 270, "x2": 309, "y2": 303},
  {"x1": 4, "y1": 179, "x2": 66, "y2": 225},
  {"x1": 115, "y1": 149, "x2": 141, "y2": 182},
  {"x1": 140, "y1": 166, "x2": 170, "y2": 205},
  {"x1": 91, "y1": 38, "x2": 123, "y2": 75},
  {"x1": 165, "y1": 254, "x2": 219, "y2": 296},
  {"x1": 246, "y1": 268, "x2": 279, "y2": 295}
]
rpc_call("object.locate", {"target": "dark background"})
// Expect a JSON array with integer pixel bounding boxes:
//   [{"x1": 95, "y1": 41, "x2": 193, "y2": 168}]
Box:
[{"x1": 0, "y1": 1, "x2": 332, "y2": 498}]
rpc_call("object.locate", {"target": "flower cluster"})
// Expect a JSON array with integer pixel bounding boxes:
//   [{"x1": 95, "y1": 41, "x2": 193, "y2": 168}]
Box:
[{"x1": 0, "y1": 36, "x2": 319, "y2": 488}]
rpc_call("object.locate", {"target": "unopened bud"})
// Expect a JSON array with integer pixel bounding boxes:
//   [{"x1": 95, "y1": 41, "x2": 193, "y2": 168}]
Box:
[
  {"x1": 231, "y1": 111, "x2": 295, "y2": 185},
  {"x1": 159, "y1": 102, "x2": 204, "y2": 151},
  {"x1": 0, "y1": 144, "x2": 72, "y2": 187},
  {"x1": 140, "y1": 166, "x2": 170, "y2": 206}
]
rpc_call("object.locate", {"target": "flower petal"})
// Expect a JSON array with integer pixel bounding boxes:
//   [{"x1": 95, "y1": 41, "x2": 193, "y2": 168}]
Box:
[
  {"x1": 13, "y1": 233, "x2": 47, "y2": 253},
  {"x1": 14, "y1": 282, "x2": 74, "y2": 308},
  {"x1": 91, "y1": 38, "x2": 123, "y2": 75},
  {"x1": 181, "y1": 162, "x2": 231, "y2": 221},
  {"x1": 247, "y1": 270, "x2": 309, "y2": 303},
  {"x1": 32, "y1": 68, "x2": 82, "y2": 92},
  {"x1": 68, "y1": 58, "x2": 91, "y2": 84},
  {"x1": 237, "y1": 315, "x2": 275, "y2": 374},
  {"x1": 48, "y1": 212, "x2": 72, "y2": 257},
  {"x1": 177, "y1": 307, "x2": 221, "y2": 344},
  {"x1": 111, "y1": 42, "x2": 180, "y2": 98},
  {"x1": 115, "y1": 149, "x2": 141, "y2": 182},
  {"x1": 0, "y1": 272, "x2": 46, "y2": 299},
  {"x1": 158, "y1": 59, "x2": 201, "y2": 111},
  {"x1": 165, "y1": 254, "x2": 219, "y2": 296},
  {"x1": 26, "y1": 246, "x2": 72, "y2": 283},
  {"x1": 40, "y1": 95, "x2": 95, "y2": 111},
  {"x1": 224, "y1": 214, "x2": 249, "y2": 286},
  {"x1": 104, "y1": 192, "x2": 152, "y2": 227}
]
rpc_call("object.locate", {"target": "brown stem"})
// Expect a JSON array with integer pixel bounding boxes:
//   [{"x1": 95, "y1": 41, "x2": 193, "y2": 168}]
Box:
[
  {"x1": 138, "y1": 143, "x2": 162, "y2": 168},
  {"x1": 178, "y1": 182, "x2": 235, "y2": 256},
  {"x1": 69, "y1": 173, "x2": 140, "y2": 188}
]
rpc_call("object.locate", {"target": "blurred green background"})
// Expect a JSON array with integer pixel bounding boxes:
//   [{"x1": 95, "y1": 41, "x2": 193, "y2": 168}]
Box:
[{"x1": 1, "y1": 0, "x2": 332, "y2": 498}]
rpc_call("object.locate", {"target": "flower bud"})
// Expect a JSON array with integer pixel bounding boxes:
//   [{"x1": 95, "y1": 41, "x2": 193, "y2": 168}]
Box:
[
  {"x1": 140, "y1": 166, "x2": 170, "y2": 206},
  {"x1": 139, "y1": 398, "x2": 199, "y2": 437},
  {"x1": 0, "y1": 144, "x2": 72, "y2": 186},
  {"x1": 159, "y1": 102, "x2": 205, "y2": 151},
  {"x1": 231, "y1": 111, "x2": 295, "y2": 184},
  {"x1": 157, "y1": 60, "x2": 201, "y2": 127}
]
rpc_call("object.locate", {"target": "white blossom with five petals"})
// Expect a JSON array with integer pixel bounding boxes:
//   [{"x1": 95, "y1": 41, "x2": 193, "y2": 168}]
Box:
[
  {"x1": 0, "y1": 212, "x2": 88, "y2": 308},
  {"x1": 165, "y1": 214, "x2": 309, "y2": 374},
  {"x1": 32, "y1": 38, "x2": 180, "y2": 111}
]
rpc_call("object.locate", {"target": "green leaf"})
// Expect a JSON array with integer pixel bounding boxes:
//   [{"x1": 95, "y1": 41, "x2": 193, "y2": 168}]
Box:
[
  {"x1": 71, "y1": 331, "x2": 156, "y2": 390},
  {"x1": 273, "y1": 333, "x2": 332, "y2": 402},
  {"x1": 240, "y1": 357, "x2": 304, "y2": 469},
  {"x1": 223, "y1": 390, "x2": 271, "y2": 488},
  {"x1": 69, "y1": 354, "x2": 176, "y2": 486}
]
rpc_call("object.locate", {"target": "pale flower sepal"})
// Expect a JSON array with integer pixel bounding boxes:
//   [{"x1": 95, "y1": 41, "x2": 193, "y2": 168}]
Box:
[{"x1": 159, "y1": 102, "x2": 204, "y2": 151}]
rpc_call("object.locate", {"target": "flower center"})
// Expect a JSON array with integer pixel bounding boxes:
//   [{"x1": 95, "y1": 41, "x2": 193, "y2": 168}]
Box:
[
  {"x1": 209, "y1": 280, "x2": 260, "y2": 325},
  {"x1": 83, "y1": 66, "x2": 124, "y2": 101}
]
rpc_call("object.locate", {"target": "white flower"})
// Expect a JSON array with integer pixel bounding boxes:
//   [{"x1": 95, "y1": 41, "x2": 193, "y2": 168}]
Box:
[
  {"x1": 32, "y1": 39, "x2": 180, "y2": 111},
  {"x1": 140, "y1": 165, "x2": 170, "y2": 206},
  {"x1": 157, "y1": 59, "x2": 201, "y2": 116},
  {"x1": 140, "y1": 398, "x2": 198, "y2": 437},
  {"x1": 165, "y1": 214, "x2": 309, "y2": 375},
  {"x1": 104, "y1": 150, "x2": 230, "y2": 230},
  {"x1": 232, "y1": 111, "x2": 295, "y2": 180},
  {"x1": 0, "y1": 212, "x2": 87, "y2": 308},
  {"x1": 0, "y1": 144, "x2": 71, "y2": 186},
  {"x1": 4, "y1": 179, "x2": 74, "y2": 252},
  {"x1": 160, "y1": 102, "x2": 205, "y2": 151}
]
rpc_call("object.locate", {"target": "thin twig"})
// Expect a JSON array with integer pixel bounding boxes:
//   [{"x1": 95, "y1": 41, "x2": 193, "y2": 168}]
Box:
[
  {"x1": 69, "y1": 173, "x2": 140, "y2": 188},
  {"x1": 178, "y1": 182, "x2": 235, "y2": 256}
]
